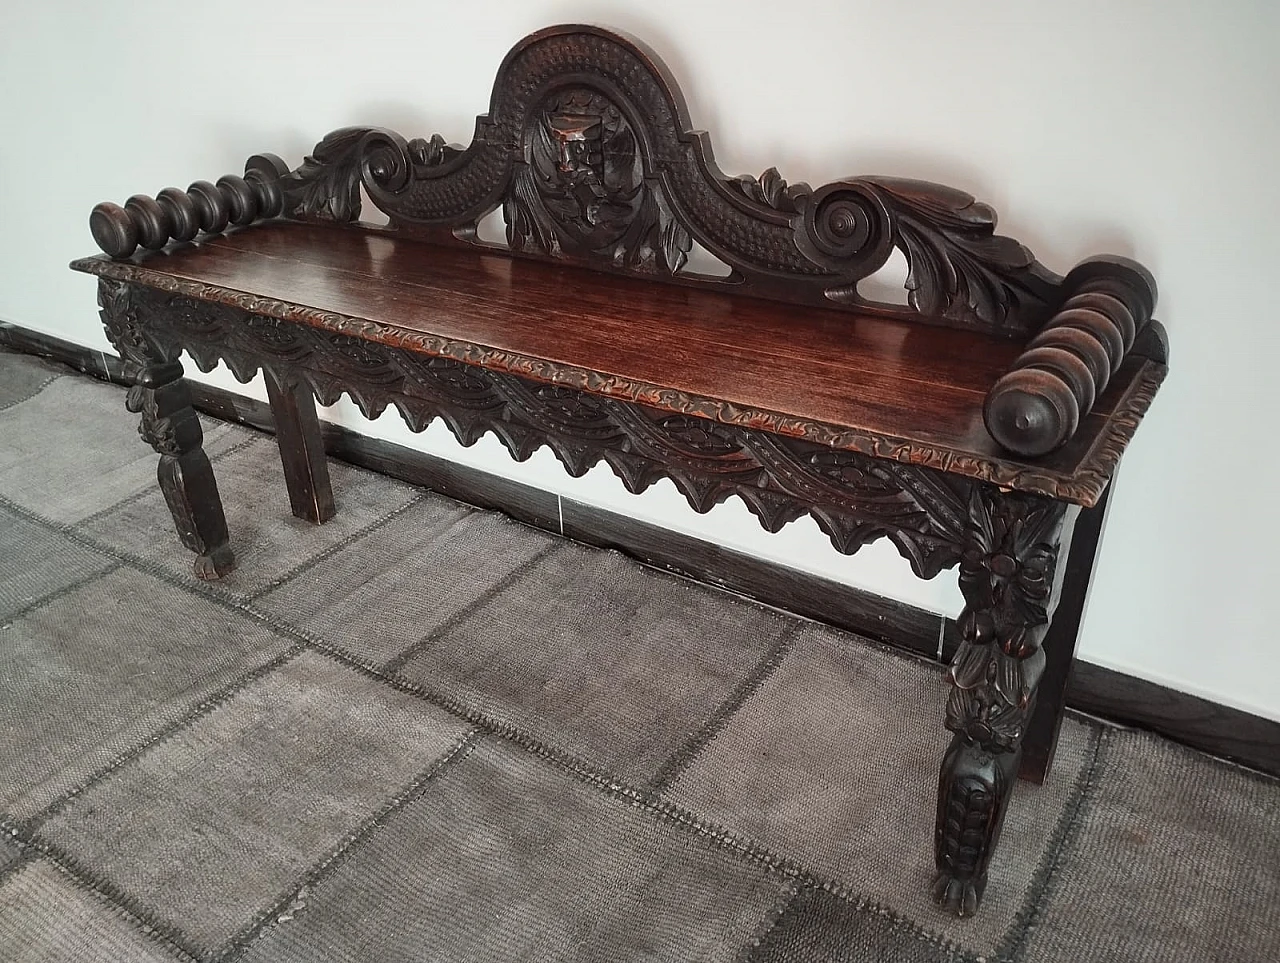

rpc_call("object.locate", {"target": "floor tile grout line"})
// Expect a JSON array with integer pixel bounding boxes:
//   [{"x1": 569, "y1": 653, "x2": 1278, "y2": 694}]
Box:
[
  {"x1": 647, "y1": 624, "x2": 801, "y2": 793},
  {"x1": 996, "y1": 725, "x2": 1108, "y2": 963},
  {"x1": 73, "y1": 433, "x2": 262, "y2": 531},
  {"x1": 244, "y1": 489, "x2": 436, "y2": 603},
  {"x1": 24, "y1": 645, "x2": 309, "y2": 831},
  {"x1": 0, "y1": 815, "x2": 208, "y2": 962},
  {"x1": 212, "y1": 727, "x2": 484, "y2": 963},
  {"x1": 0, "y1": 559, "x2": 125, "y2": 626},
  {"x1": 379, "y1": 539, "x2": 564, "y2": 676}
]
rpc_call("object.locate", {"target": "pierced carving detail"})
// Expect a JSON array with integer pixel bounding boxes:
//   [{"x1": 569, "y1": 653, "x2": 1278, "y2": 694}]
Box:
[
  {"x1": 501, "y1": 88, "x2": 693, "y2": 274},
  {"x1": 86, "y1": 25, "x2": 1108, "y2": 337}
]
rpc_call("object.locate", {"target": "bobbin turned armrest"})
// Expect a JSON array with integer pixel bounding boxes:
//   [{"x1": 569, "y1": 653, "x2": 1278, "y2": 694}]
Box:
[
  {"x1": 984, "y1": 256, "x2": 1164, "y2": 457},
  {"x1": 89, "y1": 154, "x2": 292, "y2": 258}
]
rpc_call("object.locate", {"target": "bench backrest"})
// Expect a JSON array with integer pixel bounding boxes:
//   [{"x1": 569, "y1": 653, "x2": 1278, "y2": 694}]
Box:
[{"x1": 86, "y1": 23, "x2": 1164, "y2": 461}]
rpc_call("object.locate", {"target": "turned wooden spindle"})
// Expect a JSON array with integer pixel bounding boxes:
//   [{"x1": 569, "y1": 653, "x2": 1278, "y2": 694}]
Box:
[
  {"x1": 89, "y1": 153, "x2": 290, "y2": 259},
  {"x1": 984, "y1": 256, "x2": 1157, "y2": 457}
]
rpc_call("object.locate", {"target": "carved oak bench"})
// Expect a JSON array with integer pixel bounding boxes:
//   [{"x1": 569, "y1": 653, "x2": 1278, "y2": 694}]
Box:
[{"x1": 72, "y1": 24, "x2": 1167, "y2": 917}]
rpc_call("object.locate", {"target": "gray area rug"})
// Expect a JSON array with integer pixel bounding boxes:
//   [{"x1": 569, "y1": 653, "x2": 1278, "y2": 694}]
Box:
[{"x1": 1, "y1": 347, "x2": 1277, "y2": 962}]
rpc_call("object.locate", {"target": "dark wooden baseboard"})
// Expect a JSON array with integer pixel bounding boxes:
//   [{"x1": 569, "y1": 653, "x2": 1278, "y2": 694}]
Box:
[{"x1": 5, "y1": 322, "x2": 1277, "y2": 780}]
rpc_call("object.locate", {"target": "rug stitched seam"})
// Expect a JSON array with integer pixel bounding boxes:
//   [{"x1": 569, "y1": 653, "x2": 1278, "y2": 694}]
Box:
[
  {"x1": 212, "y1": 727, "x2": 484, "y2": 963},
  {"x1": 378, "y1": 539, "x2": 564, "y2": 676},
  {"x1": 648, "y1": 625, "x2": 800, "y2": 793},
  {"x1": 23, "y1": 645, "x2": 308, "y2": 830},
  {"x1": 243, "y1": 489, "x2": 433, "y2": 602},
  {"x1": 0, "y1": 853, "x2": 202, "y2": 963},
  {"x1": 0, "y1": 371, "x2": 64, "y2": 412},
  {"x1": 0, "y1": 559, "x2": 124, "y2": 625},
  {"x1": 733, "y1": 878, "x2": 804, "y2": 963},
  {"x1": 0, "y1": 816, "x2": 209, "y2": 961},
  {"x1": 72, "y1": 433, "x2": 261, "y2": 530},
  {"x1": 0, "y1": 491, "x2": 1024, "y2": 957},
  {"x1": 997, "y1": 725, "x2": 1108, "y2": 963}
]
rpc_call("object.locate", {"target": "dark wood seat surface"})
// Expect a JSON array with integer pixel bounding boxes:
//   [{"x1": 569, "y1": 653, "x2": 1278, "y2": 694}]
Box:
[{"x1": 72, "y1": 221, "x2": 1165, "y2": 505}]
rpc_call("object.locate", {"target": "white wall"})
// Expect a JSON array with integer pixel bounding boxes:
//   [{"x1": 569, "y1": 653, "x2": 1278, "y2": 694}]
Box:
[{"x1": 3, "y1": 1, "x2": 1277, "y2": 720}]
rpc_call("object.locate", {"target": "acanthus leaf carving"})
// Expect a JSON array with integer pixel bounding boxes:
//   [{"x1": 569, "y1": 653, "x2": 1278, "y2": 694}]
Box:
[
  {"x1": 280, "y1": 127, "x2": 459, "y2": 223},
  {"x1": 946, "y1": 486, "x2": 1066, "y2": 745},
  {"x1": 729, "y1": 167, "x2": 804, "y2": 215},
  {"x1": 280, "y1": 126, "x2": 370, "y2": 222},
  {"x1": 86, "y1": 26, "x2": 1155, "y2": 344},
  {"x1": 858, "y1": 177, "x2": 1058, "y2": 330}
]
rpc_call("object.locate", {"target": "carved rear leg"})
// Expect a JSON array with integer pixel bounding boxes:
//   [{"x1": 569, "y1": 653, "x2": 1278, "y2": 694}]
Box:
[
  {"x1": 265, "y1": 369, "x2": 335, "y2": 524},
  {"x1": 933, "y1": 486, "x2": 1066, "y2": 916}
]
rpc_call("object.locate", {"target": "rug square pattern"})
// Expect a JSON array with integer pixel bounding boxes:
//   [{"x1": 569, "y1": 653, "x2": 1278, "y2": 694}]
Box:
[
  {"x1": 0, "y1": 566, "x2": 295, "y2": 821},
  {"x1": 0, "y1": 347, "x2": 65, "y2": 410},
  {"x1": 0, "y1": 504, "x2": 117, "y2": 622},
  {"x1": 746, "y1": 885, "x2": 969, "y2": 963},
  {"x1": 38, "y1": 651, "x2": 471, "y2": 955},
  {"x1": 82, "y1": 435, "x2": 419, "y2": 600},
  {"x1": 1021, "y1": 730, "x2": 1280, "y2": 963},
  {"x1": 666, "y1": 622, "x2": 1091, "y2": 957},
  {"x1": 2, "y1": 351, "x2": 1277, "y2": 961},
  {"x1": 395, "y1": 540, "x2": 793, "y2": 784},
  {"x1": 0, "y1": 375, "x2": 242, "y2": 524},
  {"x1": 255, "y1": 506, "x2": 555, "y2": 668},
  {"x1": 241, "y1": 737, "x2": 790, "y2": 963},
  {"x1": 0, "y1": 860, "x2": 186, "y2": 963}
]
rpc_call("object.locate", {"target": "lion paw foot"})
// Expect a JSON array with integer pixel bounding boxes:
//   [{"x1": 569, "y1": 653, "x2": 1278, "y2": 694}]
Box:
[
  {"x1": 932, "y1": 869, "x2": 985, "y2": 917},
  {"x1": 193, "y1": 545, "x2": 236, "y2": 580}
]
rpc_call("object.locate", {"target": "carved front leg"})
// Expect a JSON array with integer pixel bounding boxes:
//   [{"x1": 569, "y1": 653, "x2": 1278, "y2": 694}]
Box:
[
  {"x1": 933, "y1": 487, "x2": 1066, "y2": 916},
  {"x1": 100, "y1": 279, "x2": 235, "y2": 580}
]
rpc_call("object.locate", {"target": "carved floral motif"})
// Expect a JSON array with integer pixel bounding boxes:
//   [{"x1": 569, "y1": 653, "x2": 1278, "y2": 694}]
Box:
[{"x1": 945, "y1": 487, "x2": 1066, "y2": 748}]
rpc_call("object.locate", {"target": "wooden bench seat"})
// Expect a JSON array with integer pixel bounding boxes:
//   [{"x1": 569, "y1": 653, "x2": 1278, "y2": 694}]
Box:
[
  {"x1": 72, "y1": 23, "x2": 1167, "y2": 920},
  {"x1": 74, "y1": 220, "x2": 1162, "y2": 506}
]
